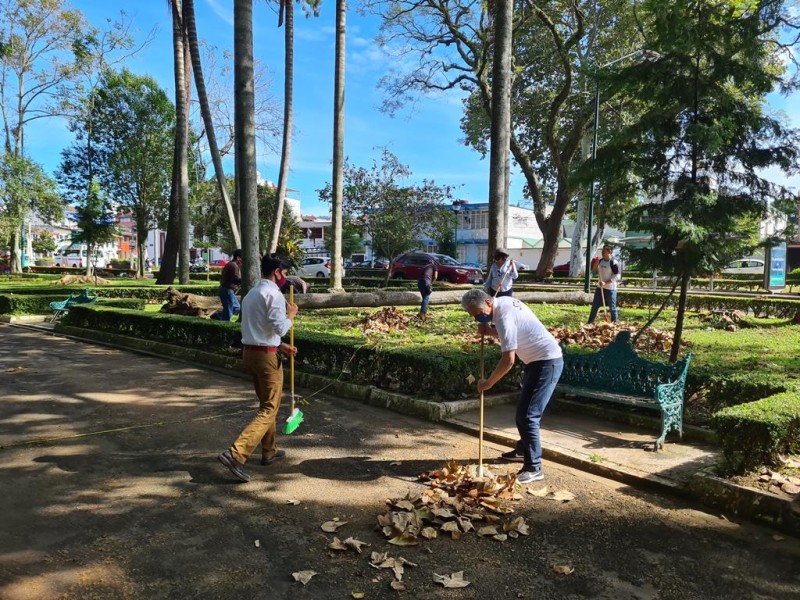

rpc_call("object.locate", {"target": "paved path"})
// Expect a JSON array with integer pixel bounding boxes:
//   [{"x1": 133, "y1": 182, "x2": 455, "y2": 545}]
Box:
[{"x1": 1, "y1": 324, "x2": 799, "y2": 600}]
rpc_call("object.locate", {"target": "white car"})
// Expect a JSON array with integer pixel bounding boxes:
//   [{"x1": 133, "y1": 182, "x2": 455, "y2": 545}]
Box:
[
  {"x1": 297, "y1": 256, "x2": 346, "y2": 278},
  {"x1": 722, "y1": 258, "x2": 765, "y2": 275}
]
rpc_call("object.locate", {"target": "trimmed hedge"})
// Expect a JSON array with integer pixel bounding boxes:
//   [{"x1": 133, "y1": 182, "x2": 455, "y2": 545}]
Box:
[
  {"x1": 0, "y1": 294, "x2": 145, "y2": 315},
  {"x1": 60, "y1": 305, "x2": 517, "y2": 401},
  {"x1": 712, "y1": 390, "x2": 800, "y2": 473},
  {"x1": 0, "y1": 284, "x2": 218, "y2": 300},
  {"x1": 620, "y1": 290, "x2": 800, "y2": 319}
]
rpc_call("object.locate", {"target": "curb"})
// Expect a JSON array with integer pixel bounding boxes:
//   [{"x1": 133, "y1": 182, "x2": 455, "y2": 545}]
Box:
[{"x1": 30, "y1": 323, "x2": 798, "y2": 535}]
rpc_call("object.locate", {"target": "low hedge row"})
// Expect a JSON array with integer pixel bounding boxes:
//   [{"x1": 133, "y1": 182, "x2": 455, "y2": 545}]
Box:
[
  {"x1": 0, "y1": 284, "x2": 218, "y2": 300},
  {"x1": 620, "y1": 291, "x2": 800, "y2": 319},
  {"x1": 712, "y1": 390, "x2": 800, "y2": 473},
  {"x1": 60, "y1": 305, "x2": 516, "y2": 401},
  {"x1": 0, "y1": 294, "x2": 145, "y2": 315}
]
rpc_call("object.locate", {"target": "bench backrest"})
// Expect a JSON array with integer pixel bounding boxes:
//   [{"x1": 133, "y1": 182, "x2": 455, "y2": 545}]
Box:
[{"x1": 560, "y1": 331, "x2": 690, "y2": 397}]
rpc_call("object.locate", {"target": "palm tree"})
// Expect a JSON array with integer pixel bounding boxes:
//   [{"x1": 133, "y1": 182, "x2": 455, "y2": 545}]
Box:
[
  {"x1": 184, "y1": 0, "x2": 241, "y2": 249},
  {"x1": 158, "y1": 0, "x2": 191, "y2": 284},
  {"x1": 487, "y1": 0, "x2": 513, "y2": 263},
  {"x1": 329, "y1": 0, "x2": 346, "y2": 291},
  {"x1": 234, "y1": 0, "x2": 261, "y2": 291},
  {"x1": 268, "y1": 0, "x2": 295, "y2": 254}
]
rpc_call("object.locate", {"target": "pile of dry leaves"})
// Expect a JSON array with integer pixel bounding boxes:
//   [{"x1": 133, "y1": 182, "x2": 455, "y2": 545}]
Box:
[
  {"x1": 549, "y1": 322, "x2": 691, "y2": 352},
  {"x1": 348, "y1": 306, "x2": 415, "y2": 334},
  {"x1": 54, "y1": 274, "x2": 110, "y2": 286}
]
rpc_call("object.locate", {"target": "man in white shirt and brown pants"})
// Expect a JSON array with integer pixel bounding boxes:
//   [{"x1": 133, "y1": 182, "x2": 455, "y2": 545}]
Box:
[{"x1": 218, "y1": 254, "x2": 298, "y2": 482}]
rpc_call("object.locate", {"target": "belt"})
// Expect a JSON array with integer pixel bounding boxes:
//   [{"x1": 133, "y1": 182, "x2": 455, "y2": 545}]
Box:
[{"x1": 243, "y1": 345, "x2": 279, "y2": 353}]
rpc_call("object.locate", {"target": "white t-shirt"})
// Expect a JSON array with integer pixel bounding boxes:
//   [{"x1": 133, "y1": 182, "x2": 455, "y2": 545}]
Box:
[
  {"x1": 492, "y1": 296, "x2": 562, "y2": 364},
  {"x1": 240, "y1": 279, "x2": 292, "y2": 347}
]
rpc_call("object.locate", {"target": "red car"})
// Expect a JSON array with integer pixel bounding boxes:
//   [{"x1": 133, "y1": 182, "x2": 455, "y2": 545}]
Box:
[
  {"x1": 210, "y1": 259, "x2": 228, "y2": 267},
  {"x1": 390, "y1": 252, "x2": 484, "y2": 284}
]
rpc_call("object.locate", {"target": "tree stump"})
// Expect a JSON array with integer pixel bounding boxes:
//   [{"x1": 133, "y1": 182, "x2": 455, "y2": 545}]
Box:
[{"x1": 160, "y1": 286, "x2": 222, "y2": 318}]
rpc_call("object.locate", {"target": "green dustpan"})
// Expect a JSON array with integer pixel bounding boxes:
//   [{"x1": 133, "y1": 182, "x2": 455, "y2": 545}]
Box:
[{"x1": 283, "y1": 407, "x2": 304, "y2": 434}]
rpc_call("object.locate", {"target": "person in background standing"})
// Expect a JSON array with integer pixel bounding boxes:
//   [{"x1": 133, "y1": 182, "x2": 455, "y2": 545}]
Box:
[
  {"x1": 216, "y1": 249, "x2": 243, "y2": 321},
  {"x1": 417, "y1": 258, "x2": 438, "y2": 320},
  {"x1": 587, "y1": 245, "x2": 621, "y2": 324},
  {"x1": 484, "y1": 248, "x2": 518, "y2": 297}
]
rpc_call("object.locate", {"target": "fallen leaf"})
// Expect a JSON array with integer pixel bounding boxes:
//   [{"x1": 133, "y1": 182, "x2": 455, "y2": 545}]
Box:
[
  {"x1": 344, "y1": 537, "x2": 369, "y2": 554},
  {"x1": 466, "y1": 373, "x2": 476, "y2": 385},
  {"x1": 328, "y1": 537, "x2": 348, "y2": 551},
  {"x1": 352, "y1": 592, "x2": 365, "y2": 599},
  {"x1": 388, "y1": 532, "x2": 419, "y2": 546},
  {"x1": 504, "y1": 516, "x2": 530, "y2": 536},
  {"x1": 390, "y1": 461, "x2": 402, "y2": 466},
  {"x1": 421, "y1": 526, "x2": 438, "y2": 539},
  {"x1": 321, "y1": 520, "x2": 348, "y2": 532},
  {"x1": 552, "y1": 564, "x2": 574, "y2": 575},
  {"x1": 392, "y1": 564, "x2": 404, "y2": 581},
  {"x1": 370, "y1": 551, "x2": 388, "y2": 564},
  {"x1": 286, "y1": 499, "x2": 300, "y2": 505},
  {"x1": 527, "y1": 485, "x2": 549, "y2": 497},
  {"x1": 254, "y1": 539, "x2": 260, "y2": 548},
  {"x1": 433, "y1": 571, "x2": 471, "y2": 588},
  {"x1": 477, "y1": 525, "x2": 499, "y2": 537},
  {"x1": 394, "y1": 500, "x2": 415, "y2": 511},
  {"x1": 549, "y1": 490, "x2": 575, "y2": 503},
  {"x1": 292, "y1": 570, "x2": 318, "y2": 585},
  {"x1": 773, "y1": 534, "x2": 785, "y2": 541},
  {"x1": 493, "y1": 533, "x2": 508, "y2": 542},
  {"x1": 390, "y1": 580, "x2": 406, "y2": 591},
  {"x1": 441, "y1": 521, "x2": 460, "y2": 533}
]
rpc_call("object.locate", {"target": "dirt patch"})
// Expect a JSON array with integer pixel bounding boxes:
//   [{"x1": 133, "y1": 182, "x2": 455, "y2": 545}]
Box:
[{"x1": 731, "y1": 459, "x2": 800, "y2": 499}]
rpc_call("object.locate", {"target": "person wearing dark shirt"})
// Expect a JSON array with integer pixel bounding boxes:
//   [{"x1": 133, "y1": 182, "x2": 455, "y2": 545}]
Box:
[
  {"x1": 217, "y1": 249, "x2": 243, "y2": 321},
  {"x1": 417, "y1": 258, "x2": 438, "y2": 320}
]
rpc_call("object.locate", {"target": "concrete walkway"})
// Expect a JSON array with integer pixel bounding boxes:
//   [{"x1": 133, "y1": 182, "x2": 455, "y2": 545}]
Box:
[{"x1": 447, "y1": 403, "x2": 721, "y2": 494}]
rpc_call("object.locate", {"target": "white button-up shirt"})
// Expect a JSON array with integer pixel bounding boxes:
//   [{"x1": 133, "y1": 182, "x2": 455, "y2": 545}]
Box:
[{"x1": 240, "y1": 279, "x2": 292, "y2": 347}]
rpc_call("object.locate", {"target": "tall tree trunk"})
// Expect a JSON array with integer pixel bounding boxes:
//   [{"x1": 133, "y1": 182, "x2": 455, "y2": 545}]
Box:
[
  {"x1": 11, "y1": 227, "x2": 22, "y2": 273},
  {"x1": 234, "y1": 0, "x2": 260, "y2": 291},
  {"x1": 670, "y1": 272, "x2": 690, "y2": 363},
  {"x1": 269, "y1": 0, "x2": 294, "y2": 254},
  {"x1": 184, "y1": 0, "x2": 241, "y2": 248},
  {"x1": 178, "y1": 10, "x2": 191, "y2": 285},
  {"x1": 569, "y1": 134, "x2": 591, "y2": 278},
  {"x1": 157, "y1": 0, "x2": 187, "y2": 285},
  {"x1": 487, "y1": 0, "x2": 512, "y2": 258},
  {"x1": 329, "y1": 0, "x2": 346, "y2": 291}
]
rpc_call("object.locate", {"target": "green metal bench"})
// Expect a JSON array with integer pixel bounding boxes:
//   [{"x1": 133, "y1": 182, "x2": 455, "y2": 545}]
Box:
[
  {"x1": 557, "y1": 330, "x2": 691, "y2": 451},
  {"x1": 49, "y1": 288, "x2": 97, "y2": 322}
]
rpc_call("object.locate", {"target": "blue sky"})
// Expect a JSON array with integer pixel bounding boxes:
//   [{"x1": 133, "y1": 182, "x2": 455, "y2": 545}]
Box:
[
  {"x1": 25, "y1": 0, "x2": 498, "y2": 218},
  {"x1": 25, "y1": 1, "x2": 800, "y2": 217}
]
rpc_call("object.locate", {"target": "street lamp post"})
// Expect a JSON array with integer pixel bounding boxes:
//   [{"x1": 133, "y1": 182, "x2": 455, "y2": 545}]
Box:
[{"x1": 583, "y1": 49, "x2": 659, "y2": 293}]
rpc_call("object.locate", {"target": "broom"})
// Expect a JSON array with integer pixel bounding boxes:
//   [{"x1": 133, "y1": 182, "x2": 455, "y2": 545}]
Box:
[{"x1": 283, "y1": 285, "x2": 304, "y2": 434}]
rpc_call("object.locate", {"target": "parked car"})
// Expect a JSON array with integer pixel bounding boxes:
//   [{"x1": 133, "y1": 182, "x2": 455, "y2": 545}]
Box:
[
  {"x1": 553, "y1": 262, "x2": 570, "y2": 273},
  {"x1": 390, "y1": 252, "x2": 484, "y2": 284},
  {"x1": 297, "y1": 256, "x2": 346, "y2": 278},
  {"x1": 189, "y1": 258, "x2": 207, "y2": 273},
  {"x1": 354, "y1": 259, "x2": 390, "y2": 269},
  {"x1": 461, "y1": 261, "x2": 484, "y2": 270},
  {"x1": 722, "y1": 258, "x2": 765, "y2": 275},
  {"x1": 210, "y1": 259, "x2": 228, "y2": 267}
]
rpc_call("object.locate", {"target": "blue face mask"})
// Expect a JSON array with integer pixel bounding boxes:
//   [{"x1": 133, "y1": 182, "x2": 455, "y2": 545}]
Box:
[{"x1": 475, "y1": 313, "x2": 492, "y2": 324}]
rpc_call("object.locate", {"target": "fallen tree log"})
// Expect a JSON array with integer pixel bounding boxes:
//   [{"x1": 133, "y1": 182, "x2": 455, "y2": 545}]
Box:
[
  {"x1": 294, "y1": 289, "x2": 590, "y2": 309},
  {"x1": 161, "y1": 286, "x2": 222, "y2": 318}
]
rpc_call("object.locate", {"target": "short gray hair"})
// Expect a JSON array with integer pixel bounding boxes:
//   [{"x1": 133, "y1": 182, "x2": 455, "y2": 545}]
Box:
[{"x1": 461, "y1": 288, "x2": 490, "y2": 311}]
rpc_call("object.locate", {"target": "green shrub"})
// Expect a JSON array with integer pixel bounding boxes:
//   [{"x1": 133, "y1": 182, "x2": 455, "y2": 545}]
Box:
[
  {"x1": 620, "y1": 291, "x2": 800, "y2": 319},
  {"x1": 712, "y1": 390, "x2": 800, "y2": 473},
  {"x1": 0, "y1": 284, "x2": 218, "y2": 300},
  {"x1": 58, "y1": 305, "x2": 519, "y2": 401},
  {"x1": 0, "y1": 293, "x2": 146, "y2": 315}
]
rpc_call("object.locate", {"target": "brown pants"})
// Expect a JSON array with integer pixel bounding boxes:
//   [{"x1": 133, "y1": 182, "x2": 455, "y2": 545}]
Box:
[{"x1": 229, "y1": 348, "x2": 283, "y2": 464}]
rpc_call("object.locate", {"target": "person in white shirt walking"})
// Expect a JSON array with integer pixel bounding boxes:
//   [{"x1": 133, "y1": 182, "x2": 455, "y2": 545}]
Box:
[
  {"x1": 218, "y1": 254, "x2": 298, "y2": 482},
  {"x1": 484, "y1": 248, "x2": 518, "y2": 297},
  {"x1": 461, "y1": 289, "x2": 563, "y2": 484},
  {"x1": 587, "y1": 245, "x2": 621, "y2": 324}
]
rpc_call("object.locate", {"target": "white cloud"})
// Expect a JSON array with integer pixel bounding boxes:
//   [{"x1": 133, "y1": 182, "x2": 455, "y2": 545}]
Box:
[{"x1": 205, "y1": 0, "x2": 234, "y2": 27}]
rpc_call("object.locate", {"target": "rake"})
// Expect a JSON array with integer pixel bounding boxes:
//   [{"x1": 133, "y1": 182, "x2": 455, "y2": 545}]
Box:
[{"x1": 283, "y1": 286, "x2": 304, "y2": 434}]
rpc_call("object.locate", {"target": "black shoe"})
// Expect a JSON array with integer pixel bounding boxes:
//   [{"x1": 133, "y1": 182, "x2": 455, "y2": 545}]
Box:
[
  {"x1": 500, "y1": 450, "x2": 524, "y2": 463},
  {"x1": 218, "y1": 450, "x2": 251, "y2": 482},
  {"x1": 261, "y1": 449, "x2": 286, "y2": 466}
]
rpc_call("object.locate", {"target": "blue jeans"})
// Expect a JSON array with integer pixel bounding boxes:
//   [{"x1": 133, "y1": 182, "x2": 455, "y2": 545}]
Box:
[
  {"x1": 487, "y1": 288, "x2": 512, "y2": 298},
  {"x1": 418, "y1": 281, "x2": 432, "y2": 314},
  {"x1": 514, "y1": 357, "x2": 563, "y2": 472},
  {"x1": 218, "y1": 287, "x2": 240, "y2": 321},
  {"x1": 588, "y1": 287, "x2": 617, "y2": 323}
]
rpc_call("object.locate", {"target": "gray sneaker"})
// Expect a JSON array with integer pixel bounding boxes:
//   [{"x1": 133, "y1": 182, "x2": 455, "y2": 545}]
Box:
[
  {"x1": 218, "y1": 450, "x2": 251, "y2": 482},
  {"x1": 517, "y1": 469, "x2": 544, "y2": 484}
]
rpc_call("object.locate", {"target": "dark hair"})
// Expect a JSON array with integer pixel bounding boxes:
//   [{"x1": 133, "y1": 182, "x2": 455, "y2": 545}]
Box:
[
  {"x1": 232, "y1": 249, "x2": 243, "y2": 260},
  {"x1": 261, "y1": 253, "x2": 290, "y2": 277}
]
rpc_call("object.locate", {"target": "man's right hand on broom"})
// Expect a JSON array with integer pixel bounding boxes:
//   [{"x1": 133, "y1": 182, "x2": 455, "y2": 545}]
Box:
[
  {"x1": 280, "y1": 342, "x2": 297, "y2": 356},
  {"x1": 287, "y1": 302, "x2": 299, "y2": 320}
]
